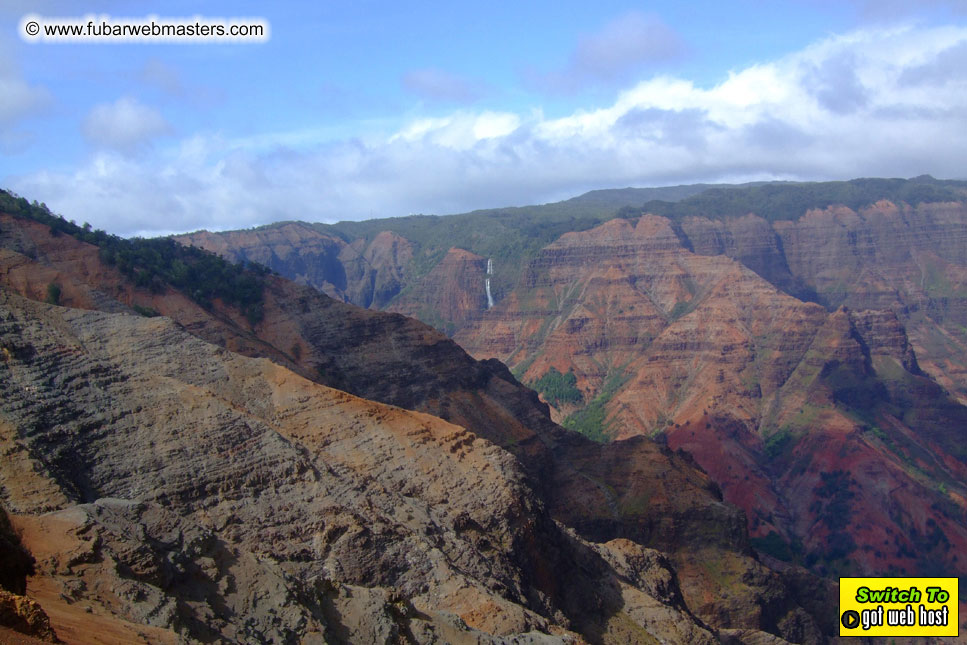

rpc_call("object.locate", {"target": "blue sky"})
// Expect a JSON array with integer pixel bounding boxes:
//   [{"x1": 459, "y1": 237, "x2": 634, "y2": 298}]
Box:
[{"x1": 2, "y1": 1, "x2": 967, "y2": 236}]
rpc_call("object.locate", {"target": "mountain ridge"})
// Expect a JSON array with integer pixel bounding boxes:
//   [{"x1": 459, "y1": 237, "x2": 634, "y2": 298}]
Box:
[
  {"x1": 0, "y1": 193, "x2": 832, "y2": 642},
  {"x1": 173, "y1": 177, "x2": 967, "y2": 591}
]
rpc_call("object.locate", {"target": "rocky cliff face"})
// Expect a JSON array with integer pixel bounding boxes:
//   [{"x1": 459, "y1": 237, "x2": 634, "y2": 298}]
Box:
[
  {"x1": 160, "y1": 188, "x2": 967, "y2": 622},
  {"x1": 1, "y1": 289, "x2": 730, "y2": 643},
  {"x1": 176, "y1": 197, "x2": 967, "y2": 407},
  {"x1": 677, "y1": 201, "x2": 967, "y2": 404},
  {"x1": 178, "y1": 228, "x2": 497, "y2": 336},
  {"x1": 110, "y1": 194, "x2": 967, "y2": 582},
  {"x1": 175, "y1": 224, "x2": 414, "y2": 310},
  {"x1": 455, "y1": 213, "x2": 967, "y2": 580},
  {"x1": 0, "y1": 210, "x2": 830, "y2": 641},
  {"x1": 387, "y1": 247, "x2": 489, "y2": 333}
]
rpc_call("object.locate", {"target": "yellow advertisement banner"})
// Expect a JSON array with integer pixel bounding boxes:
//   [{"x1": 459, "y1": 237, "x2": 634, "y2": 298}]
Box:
[{"x1": 839, "y1": 577, "x2": 959, "y2": 637}]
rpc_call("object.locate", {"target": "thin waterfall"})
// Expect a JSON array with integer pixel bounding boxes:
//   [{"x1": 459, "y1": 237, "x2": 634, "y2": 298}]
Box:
[{"x1": 485, "y1": 258, "x2": 494, "y2": 308}]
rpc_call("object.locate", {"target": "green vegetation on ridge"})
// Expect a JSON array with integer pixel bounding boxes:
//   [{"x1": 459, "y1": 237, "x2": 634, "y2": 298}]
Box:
[
  {"x1": 562, "y1": 369, "x2": 632, "y2": 442},
  {"x1": 204, "y1": 176, "x2": 967, "y2": 335},
  {"x1": 530, "y1": 367, "x2": 583, "y2": 408},
  {"x1": 0, "y1": 190, "x2": 270, "y2": 325},
  {"x1": 301, "y1": 184, "x2": 722, "y2": 301},
  {"x1": 319, "y1": 176, "x2": 966, "y2": 312},
  {"x1": 635, "y1": 176, "x2": 967, "y2": 223}
]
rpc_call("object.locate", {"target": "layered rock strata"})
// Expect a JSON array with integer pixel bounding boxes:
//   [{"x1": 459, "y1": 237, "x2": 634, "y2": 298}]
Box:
[
  {"x1": 0, "y1": 211, "x2": 830, "y2": 641},
  {"x1": 455, "y1": 214, "x2": 967, "y2": 579}
]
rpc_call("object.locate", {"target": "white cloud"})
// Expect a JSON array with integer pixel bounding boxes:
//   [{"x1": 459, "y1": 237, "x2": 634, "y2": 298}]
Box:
[
  {"x1": 8, "y1": 24, "x2": 967, "y2": 237},
  {"x1": 389, "y1": 111, "x2": 520, "y2": 149},
  {"x1": 81, "y1": 96, "x2": 171, "y2": 153}
]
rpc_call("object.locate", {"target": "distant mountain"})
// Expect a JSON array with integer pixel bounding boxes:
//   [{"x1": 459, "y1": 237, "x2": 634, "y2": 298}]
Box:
[
  {"x1": 174, "y1": 181, "x2": 744, "y2": 327},
  {"x1": 536, "y1": 183, "x2": 729, "y2": 207},
  {"x1": 0, "y1": 194, "x2": 831, "y2": 642},
  {"x1": 177, "y1": 177, "x2": 967, "y2": 331},
  {"x1": 177, "y1": 177, "x2": 967, "y2": 586}
]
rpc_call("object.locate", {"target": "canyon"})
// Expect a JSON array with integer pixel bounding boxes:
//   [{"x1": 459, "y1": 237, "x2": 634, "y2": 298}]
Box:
[
  {"x1": 455, "y1": 211, "x2": 967, "y2": 579},
  {"x1": 0, "y1": 196, "x2": 835, "y2": 642},
  {"x1": 177, "y1": 178, "x2": 967, "y2": 591}
]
